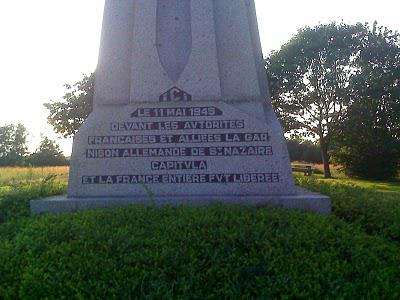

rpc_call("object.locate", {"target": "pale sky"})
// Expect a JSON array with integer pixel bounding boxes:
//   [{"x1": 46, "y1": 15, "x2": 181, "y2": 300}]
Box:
[{"x1": 0, "y1": 0, "x2": 398, "y2": 154}]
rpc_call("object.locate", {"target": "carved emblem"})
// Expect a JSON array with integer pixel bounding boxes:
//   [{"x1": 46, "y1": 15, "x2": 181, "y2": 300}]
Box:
[{"x1": 159, "y1": 87, "x2": 192, "y2": 102}]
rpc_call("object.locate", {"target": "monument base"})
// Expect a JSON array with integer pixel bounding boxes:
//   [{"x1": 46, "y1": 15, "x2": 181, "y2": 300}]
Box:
[
  {"x1": 61, "y1": 100, "x2": 331, "y2": 215},
  {"x1": 30, "y1": 188, "x2": 331, "y2": 215}
]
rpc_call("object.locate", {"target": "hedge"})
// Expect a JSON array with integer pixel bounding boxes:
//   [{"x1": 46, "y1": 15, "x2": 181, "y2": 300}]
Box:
[{"x1": 1, "y1": 205, "x2": 399, "y2": 299}]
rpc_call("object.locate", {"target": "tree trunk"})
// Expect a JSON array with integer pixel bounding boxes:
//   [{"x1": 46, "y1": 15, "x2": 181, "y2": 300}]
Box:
[{"x1": 320, "y1": 138, "x2": 332, "y2": 178}]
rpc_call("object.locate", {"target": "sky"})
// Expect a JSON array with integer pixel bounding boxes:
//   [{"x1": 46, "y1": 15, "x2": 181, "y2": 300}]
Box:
[{"x1": 0, "y1": 0, "x2": 398, "y2": 155}]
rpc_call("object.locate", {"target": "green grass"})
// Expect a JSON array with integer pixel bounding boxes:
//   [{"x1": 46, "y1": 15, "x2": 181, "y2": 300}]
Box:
[
  {"x1": 307, "y1": 173, "x2": 400, "y2": 194},
  {"x1": 293, "y1": 163, "x2": 400, "y2": 193},
  {"x1": 0, "y1": 166, "x2": 68, "y2": 187},
  {"x1": 0, "y1": 168, "x2": 399, "y2": 298},
  {"x1": 331, "y1": 177, "x2": 400, "y2": 193}
]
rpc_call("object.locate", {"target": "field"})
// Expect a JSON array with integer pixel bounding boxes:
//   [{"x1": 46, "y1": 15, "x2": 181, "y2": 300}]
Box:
[
  {"x1": 0, "y1": 166, "x2": 68, "y2": 192},
  {"x1": 0, "y1": 167, "x2": 399, "y2": 298}
]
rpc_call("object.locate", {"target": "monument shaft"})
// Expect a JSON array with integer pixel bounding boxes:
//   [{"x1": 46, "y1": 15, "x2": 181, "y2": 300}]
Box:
[
  {"x1": 95, "y1": 0, "x2": 267, "y2": 105},
  {"x1": 31, "y1": 0, "x2": 331, "y2": 214}
]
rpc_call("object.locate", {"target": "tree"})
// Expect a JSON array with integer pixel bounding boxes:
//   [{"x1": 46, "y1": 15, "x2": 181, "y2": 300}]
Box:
[
  {"x1": 333, "y1": 23, "x2": 400, "y2": 179},
  {"x1": 287, "y1": 139, "x2": 322, "y2": 164},
  {"x1": 44, "y1": 73, "x2": 94, "y2": 138},
  {"x1": 0, "y1": 124, "x2": 28, "y2": 166},
  {"x1": 266, "y1": 22, "x2": 367, "y2": 178},
  {"x1": 28, "y1": 136, "x2": 68, "y2": 166}
]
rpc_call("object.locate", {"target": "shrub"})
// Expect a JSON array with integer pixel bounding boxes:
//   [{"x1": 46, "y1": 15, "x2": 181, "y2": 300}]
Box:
[
  {"x1": 0, "y1": 206, "x2": 400, "y2": 299},
  {"x1": 333, "y1": 141, "x2": 399, "y2": 180},
  {"x1": 297, "y1": 177, "x2": 400, "y2": 242},
  {"x1": 0, "y1": 176, "x2": 66, "y2": 224}
]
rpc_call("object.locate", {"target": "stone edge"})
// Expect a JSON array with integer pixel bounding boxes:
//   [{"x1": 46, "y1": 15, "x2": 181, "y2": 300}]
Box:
[{"x1": 30, "y1": 188, "x2": 331, "y2": 215}]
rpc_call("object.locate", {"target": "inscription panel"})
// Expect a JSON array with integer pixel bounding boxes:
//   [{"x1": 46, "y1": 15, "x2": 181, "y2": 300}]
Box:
[{"x1": 75, "y1": 101, "x2": 286, "y2": 196}]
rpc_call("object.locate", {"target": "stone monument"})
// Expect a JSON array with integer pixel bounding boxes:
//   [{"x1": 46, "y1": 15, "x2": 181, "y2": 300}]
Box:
[{"x1": 31, "y1": 0, "x2": 330, "y2": 214}]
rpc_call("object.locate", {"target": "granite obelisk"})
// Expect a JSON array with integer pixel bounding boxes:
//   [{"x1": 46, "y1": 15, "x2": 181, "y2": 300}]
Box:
[{"x1": 31, "y1": 0, "x2": 330, "y2": 214}]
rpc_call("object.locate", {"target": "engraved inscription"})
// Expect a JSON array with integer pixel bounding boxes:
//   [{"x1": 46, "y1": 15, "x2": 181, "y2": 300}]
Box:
[
  {"x1": 131, "y1": 107, "x2": 222, "y2": 118},
  {"x1": 82, "y1": 173, "x2": 280, "y2": 185},
  {"x1": 111, "y1": 120, "x2": 245, "y2": 131},
  {"x1": 86, "y1": 146, "x2": 273, "y2": 158},
  {"x1": 83, "y1": 104, "x2": 280, "y2": 188},
  {"x1": 151, "y1": 160, "x2": 208, "y2": 170},
  {"x1": 88, "y1": 133, "x2": 270, "y2": 145}
]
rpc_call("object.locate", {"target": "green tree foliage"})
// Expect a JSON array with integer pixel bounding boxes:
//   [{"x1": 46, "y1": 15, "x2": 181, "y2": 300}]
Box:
[
  {"x1": 266, "y1": 22, "x2": 367, "y2": 178},
  {"x1": 333, "y1": 23, "x2": 400, "y2": 179},
  {"x1": 44, "y1": 73, "x2": 94, "y2": 138},
  {"x1": 28, "y1": 136, "x2": 68, "y2": 167},
  {"x1": 0, "y1": 124, "x2": 28, "y2": 166},
  {"x1": 287, "y1": 139, "x2": 322, "y2": 163}
]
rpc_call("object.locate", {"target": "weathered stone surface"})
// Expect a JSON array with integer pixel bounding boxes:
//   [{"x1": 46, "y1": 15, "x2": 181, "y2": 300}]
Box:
[
  {"x1": 95, "y1": 0, "x2": 267, "y2": 105},
  {"x1": 31, "y1": 191, "x2": 331, "y2": 215},
  {"x1": 67, "y1": 100, "x2": 297, "y2": 198},
  {"x1": 31, "y1": 0, "x2": 330, "y2": 214}
]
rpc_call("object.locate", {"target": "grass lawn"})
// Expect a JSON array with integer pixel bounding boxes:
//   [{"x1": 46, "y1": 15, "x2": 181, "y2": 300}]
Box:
[
  {"x1": 0, "y1": 167, "x2": 399, "y2": 298},
  {"x1": 294, "y1": 162, "x2": 400, "y2": 193},
  {"x1": 306, "y1": 173, "x2": 400, "y2": 194},
  {"x1": 318, "y1": 176, "x2": 400, "y2": 194}
]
